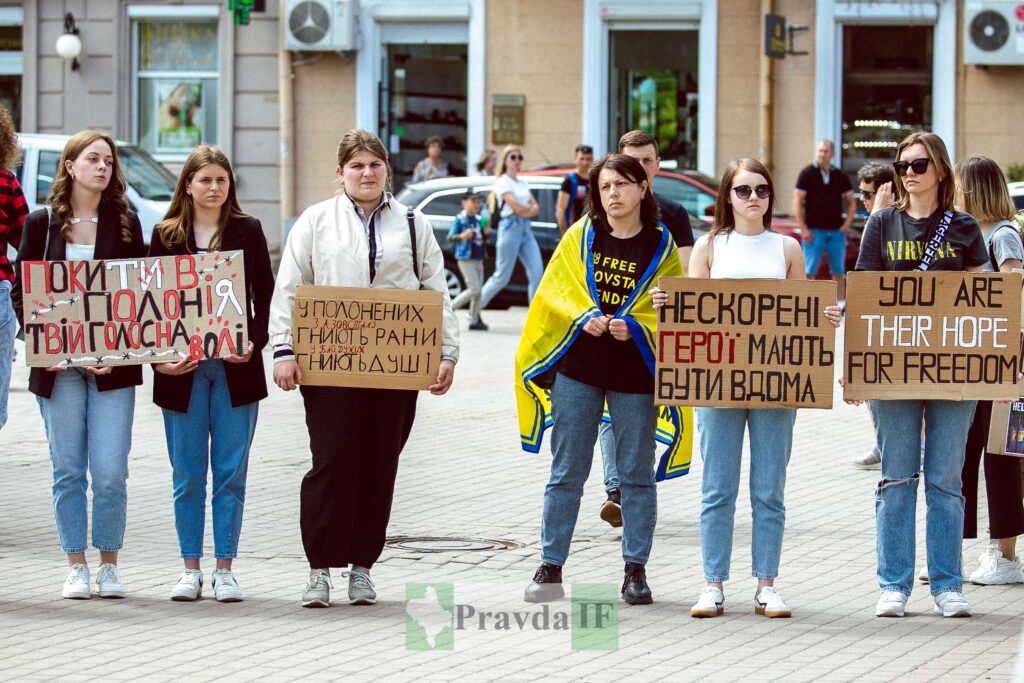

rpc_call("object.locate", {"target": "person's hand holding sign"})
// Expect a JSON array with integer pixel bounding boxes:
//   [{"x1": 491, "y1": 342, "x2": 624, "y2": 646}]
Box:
[
  {"x1": 273, "y1": 360, "x2": 302, "y2": 391},
  {"x1": 649, "y1": 286, "x2": 668, "y2": 309},
  {"x1": 86, "y1": 366, "x2": 114, "y2": 376},
  {"x1": 155, "y1": 357, "x2": 199, "y2": 376},
  {"x1": 223, "y1": 342, "x2": 254, "y2": 364},
  {"x1": 428, "y1": 359, "x2": 456, "y2": 396},
  {"x1": 608, "y1": 318, "x2": 632, "y2": 341}
]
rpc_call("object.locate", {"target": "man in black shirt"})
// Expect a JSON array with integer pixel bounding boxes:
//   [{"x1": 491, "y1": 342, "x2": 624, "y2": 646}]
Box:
[
  {"x1": 793, "y1": 139, "x2": 856, "y2": 306},
  {"x1": 556, "y1": 144, "x2": 593, "y2": 234}
]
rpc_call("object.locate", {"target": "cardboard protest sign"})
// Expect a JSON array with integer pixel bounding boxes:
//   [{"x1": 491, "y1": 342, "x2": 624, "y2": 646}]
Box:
[
  {"x1": 21, "y1": 253, "x2": 249, "y2": 368},
  {"x1": 844, "y1": 271, "x2": 1022, "y2": 401},
  {"x1": 292, "y1": 285, "x2": 443, "y2": 390},
  {"x1": 988, "y1": 398, "x2": 1024, "y2": 457},
  {"x1": 655, "y1": 277, "x2": 837, "y2": 409}
]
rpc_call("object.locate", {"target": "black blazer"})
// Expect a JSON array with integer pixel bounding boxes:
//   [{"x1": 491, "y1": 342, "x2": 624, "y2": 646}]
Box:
[
  {"x1": 12, "y1": 207, "x2": 146, "y2": 398},
  {"x1": 148, "y1": 216, "x2": 274, "y2": 413}
]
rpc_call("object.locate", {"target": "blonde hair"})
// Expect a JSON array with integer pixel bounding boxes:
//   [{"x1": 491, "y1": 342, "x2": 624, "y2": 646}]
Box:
[
  {"x1": 495, "y1": 145, "x2": 522, "y2": 179},
  {"x1": 336, "y1": 128, "x2": 392, "y2": 194},
  {"x1": 47, "y1": 130, "x2": 132, "y2": 243},
  {"x1": 155, "y1": 145, "x2": 247, "y2": 251},
  {"x1": 893, "y1": 131, "x2": 955, "y2": 213},
  {"x1": 954, "y1": 155, "x2": 1016, "y2": 223}
]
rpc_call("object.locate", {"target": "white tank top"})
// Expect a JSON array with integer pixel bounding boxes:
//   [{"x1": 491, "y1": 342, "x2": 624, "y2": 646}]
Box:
[{"x1": 709, "y1": 230, "x2": 788, "y2": 279}]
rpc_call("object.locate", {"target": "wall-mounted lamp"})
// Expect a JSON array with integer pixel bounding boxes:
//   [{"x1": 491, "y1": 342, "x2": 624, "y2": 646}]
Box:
[{"x1": 55, "y1": 13, "x2": 82, "y2": 71}]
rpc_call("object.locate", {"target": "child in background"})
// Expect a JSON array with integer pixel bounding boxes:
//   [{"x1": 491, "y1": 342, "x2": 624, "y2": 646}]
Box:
[{"x1": 448, "y1": 192, "x2": 490, "y2": 330}]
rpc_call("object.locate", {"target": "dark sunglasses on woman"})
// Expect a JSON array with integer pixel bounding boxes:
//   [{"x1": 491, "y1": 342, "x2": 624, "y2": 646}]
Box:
[
  {"x1": 893, "y1": 158, "x2": 930, "y2": 176},
  {"x1": 732, "y1": 184, "x2": 771, "y2": 200},
  {"x1": 509, "y1": 154, "x2": 524, "y2": 161}
]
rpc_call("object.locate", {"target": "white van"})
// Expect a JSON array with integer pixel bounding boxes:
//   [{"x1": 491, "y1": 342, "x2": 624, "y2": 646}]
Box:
[{"x1": 15, "y1": 133, "x2": 176, "y2": 245}]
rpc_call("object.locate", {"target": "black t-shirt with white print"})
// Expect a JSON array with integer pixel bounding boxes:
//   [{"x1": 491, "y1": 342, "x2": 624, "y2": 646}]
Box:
[{"x1": 855, "y1": 206, "x2": 987, "y2": 272}]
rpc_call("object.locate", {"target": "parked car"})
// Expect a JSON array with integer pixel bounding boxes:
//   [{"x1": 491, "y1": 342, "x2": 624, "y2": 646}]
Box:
[
  {"x1": 1009, "y1": 181, "x2": 1024, "y2": 212},
  {"x1": 15, "y1": 133, "x2": 176, "y2": 245}
]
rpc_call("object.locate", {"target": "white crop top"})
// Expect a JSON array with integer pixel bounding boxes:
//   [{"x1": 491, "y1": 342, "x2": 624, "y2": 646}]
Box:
[
  {"x1": 64, "y1": 242, "x2": 96, "y2": 261},
  {"x1": 709, "y1": 230, "x2": 787, "y2": 279}
]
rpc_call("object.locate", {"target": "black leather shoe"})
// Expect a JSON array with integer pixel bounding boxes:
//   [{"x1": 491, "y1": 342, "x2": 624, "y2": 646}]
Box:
[
  {"x1": 621, "y1": 562, "x2": 653, "y2": 605},
  {"x1": 600, "y1": 488, "x2": 623, "y2": 528},
  {"x1": 524, "y1": 563, "x2": 565, "y2": 603}
]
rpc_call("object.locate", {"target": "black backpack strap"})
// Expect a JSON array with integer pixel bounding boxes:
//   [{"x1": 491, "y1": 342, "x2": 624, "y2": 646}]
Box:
[{"x1": 407, "y1": 207, "x2": 419, "y2": 281}]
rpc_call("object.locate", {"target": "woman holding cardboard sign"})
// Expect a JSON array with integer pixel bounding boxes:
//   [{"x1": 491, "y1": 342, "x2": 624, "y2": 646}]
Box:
[
  {"x1": 954, "y1": 155, "x2": 1024, "y2": 587},
  {"x1": 148, "y1": 145, "x2": 274, "y2": 603},
  {"x1": 269, "y1": 129, "x2": 458, "y2": 609},
  {"x1": 854, "y1": 132, "x2": 988, "y2": 618},
  {"x1": 12, "y1": 130, "x2": 145, "y2": 600},
  {"x1": 652, "y1": 159, "x2": 841, "y2": 619}
]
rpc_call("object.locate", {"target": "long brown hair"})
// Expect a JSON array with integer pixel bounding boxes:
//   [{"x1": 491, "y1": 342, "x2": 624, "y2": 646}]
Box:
[
  {"x1": 954, "y1": 155, "x2": 1016, "y2": 224},
  {"x1": 336, "y1": 128, "x2": 392, "y2": 194},
  {"x1": 155, "y1": 145, "x2": 247, "y2": 251},
  {"x1": 709, "y1": 158, "x2": 775, "y2": 238},
  {"x1": 0, "y1": 103, "x2": 20, "y2": 170},
  {"x1": 893, "y1": 131, "x2": 955, "y2": 213},
  {"x1": 47, "y1": 130, "x2": 132, "y2": 243},
  {"x1": 587, "y1": 154, "x2": 659, "y2": 234}
]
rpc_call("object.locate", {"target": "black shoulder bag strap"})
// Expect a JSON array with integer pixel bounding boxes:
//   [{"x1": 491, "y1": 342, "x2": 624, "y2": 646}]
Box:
[
  {"x1": 915, "y1": 210, "x2": 954, "y2": 272},
  {"x1": 406, "y1": 207, "x2": 419, "y2": 281}
]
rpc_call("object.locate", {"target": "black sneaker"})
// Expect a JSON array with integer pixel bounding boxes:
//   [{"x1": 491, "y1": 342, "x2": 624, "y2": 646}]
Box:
[
  {"x1": 524, "y1": 563, "x2": 565, "y2": 603},
  {"x1": 621, "y1": 562, "x2": 653, "y2": 605},
  {"x1": 600, "y1": 488, "x2": 623, "y2": 528},
  {"x1": 468, "y1": 319, "x2": 489, "y2": 331}
]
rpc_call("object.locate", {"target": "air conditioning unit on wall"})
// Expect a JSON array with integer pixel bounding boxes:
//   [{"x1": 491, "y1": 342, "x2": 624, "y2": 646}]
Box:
[
  {"x1": 963, "y1": 1, "x2": 1024, "y2": 65},
  {"x1": 284, "y1": 0, "x2": 357, "y2": 52}
]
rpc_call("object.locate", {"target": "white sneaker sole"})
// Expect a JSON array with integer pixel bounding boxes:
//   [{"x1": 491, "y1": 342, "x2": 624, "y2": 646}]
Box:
[
  {"x1": 170, "y1": 590, "x2": 201, "y2": 602},
  {"x1": 690, "y1": 604, "x2": 724, "y2": 618},
  {"x1": 350, "y1": 596, "x2": 376, "y2": 605},
  {"x1": 62, "y1": 588, "x2": 92, "y2": 600},
  {"x1": 852, "y1": 461, "x2": 881, "y2": 470},
  {"x1": 934, "y1": 605, "x2": 971, "y2": 618},
  {"x1": 970, "y1": 572, "x2": 1024, "y2": 585},
  {"x1": 98, "y1": 587, "x2": 126, "y2": 599},
  {"x1": 216, "y1": 593, "x2": 244, "y2": 603},
  {"x1": 755, "y1": 605, "x2": 791, "y2": 618},
  {"x1": 875, "y1": 606, "x2": 905, "y2": 617},
  {"x1": 302, "y1": 597, "x2": 330, "y2": 608}
]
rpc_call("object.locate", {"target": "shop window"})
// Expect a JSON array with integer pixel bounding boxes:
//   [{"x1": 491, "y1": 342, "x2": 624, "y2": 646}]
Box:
[
  {"x1": 133, "y1": 20, "x2": 219, "y2": 158},
  {"x1": 840, "y1": 25, "x2": 932, "y2": 177},
  {"x1": 0, "y1": 23, "x2": 21, "y2": 129},
  {"x1": 37, "y1": 151, "x2": 60, "y2": 204},
  {"x1": 382, "y1": 44, "x2": 467, "y2": 191},
  {"x1": 609, "y1": 30, "x2": 699, "y2": 170}
]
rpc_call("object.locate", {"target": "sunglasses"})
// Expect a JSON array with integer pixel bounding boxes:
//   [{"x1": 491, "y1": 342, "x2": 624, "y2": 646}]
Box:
[
  {"x1": 508, "y1": 154, "x2": 524, "y2": 161},
  {"x1": 732, "y1": 184, "x2": 771, "y2": 200},
  {"x1": 893, "y1": 158, "x2": 931, "y2": 176},
  {"x1": 859, "y1": 189, "x2": 876, "y2": 200}
]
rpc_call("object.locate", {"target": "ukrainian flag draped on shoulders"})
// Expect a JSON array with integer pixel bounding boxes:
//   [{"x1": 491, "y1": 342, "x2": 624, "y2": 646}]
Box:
[{"x1": 514, "y1": 216, "x2": 694, "y2": 481}]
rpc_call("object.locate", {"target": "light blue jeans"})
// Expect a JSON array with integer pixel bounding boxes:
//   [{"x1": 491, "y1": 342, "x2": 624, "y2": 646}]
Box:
[
  {"x1": 37, "y1": 369, "x2": 135, "y2": 553},
  {"x1": 162, "y1": 360, "x2": 259, "y2": 560},
  {"x1": 870, "y1": 399, "x2": 976, "y2": 596},
  {"x1": 697, "y1": 407, "x2": 797, "y2": 582},
  {"x1": 478, "y1": 216, "x2": 543, "y2": 308},
  {"x1": 541, "y1": 373, "x2": 658, "y2": 566},
  {"x1": 0, "y1": 280, "x2": 14, "y2": 430},
  {"x1": 599, "y1": 421, "x2": 619, "y2": 493}
]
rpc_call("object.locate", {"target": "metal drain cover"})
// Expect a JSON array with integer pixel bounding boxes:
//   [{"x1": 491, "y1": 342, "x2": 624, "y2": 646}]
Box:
[{"x1": 385, "y1": 536, "x2": 523, "y2": 553}]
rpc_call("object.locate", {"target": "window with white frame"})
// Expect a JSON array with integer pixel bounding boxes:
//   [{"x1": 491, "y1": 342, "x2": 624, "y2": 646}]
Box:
[{"x1": 132, "y1": 17, "x2": 219, "y2": 158}]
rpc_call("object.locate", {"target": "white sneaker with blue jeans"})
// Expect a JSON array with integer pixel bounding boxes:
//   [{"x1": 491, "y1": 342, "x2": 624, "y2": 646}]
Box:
[
  {"x1": 934, "y1": 591, "x2": 971, "y2": 617},
  {"x1": 95, "y1": 563, "x2": 125, "y2": 598},
  {"x1": 63, "y1": 563, "x2": 91, "y2": 599}
]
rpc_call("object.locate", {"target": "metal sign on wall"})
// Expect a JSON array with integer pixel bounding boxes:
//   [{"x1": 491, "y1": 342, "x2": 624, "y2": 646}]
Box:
[
  {"x1": 764, "y1": 14, "x2": 786, "y2": 59},
  {"x1": 492, "y1": 94, "x2": 525, "y2": 145}
]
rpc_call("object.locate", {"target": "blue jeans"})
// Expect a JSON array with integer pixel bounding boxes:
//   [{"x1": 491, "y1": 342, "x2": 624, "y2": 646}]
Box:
[
  {"x1": 803, "y1": 227, "x2": 847, "y2": 276},
  {"x1": 871, "y1": 399, "x2": 976, "y2": 596},
  {"x1": 0, "y1": 280, "x2": 14, "y2": 430},
  {"x1": 478, "y1": 216, "x2": 543, "y2": 309},
  {"x1": 697, "y1": 407, "x2": 797, "y2": 582},
  {"x1": 541, "y1": 373, "x2": 657, "y2": 566},
  {"x1": 162, "y1": 360, "x2": 259, "y2": 560},
  {"x1": 599, "y1": 421, "x2": 619, "y2": 492},
  {"x1": 37, "y1": 369, "x2": 135, "y2": 553}
]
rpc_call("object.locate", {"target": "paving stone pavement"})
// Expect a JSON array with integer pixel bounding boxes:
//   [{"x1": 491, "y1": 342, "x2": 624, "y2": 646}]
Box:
[{"x1": 1, "y1": 307, "x2": 1022, "y2": 682}]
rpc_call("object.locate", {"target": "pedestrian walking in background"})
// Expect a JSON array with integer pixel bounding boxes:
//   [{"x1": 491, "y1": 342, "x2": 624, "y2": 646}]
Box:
[
  {"x1": 516, "y1": 154, "x2": 684, "y2": 606},
  {"x1": 954, "y1": 155, "x2": 1024, "y2": 587},
  {"x1": 12, "y1": 130, "x2": 145, "y2": 600},
  {"x1": 654, "y1": 158, "x2": 841, "y2": 620},
  {"x1": 853, "y1": 131, "x2": 988, "y2": 619},
  {"x1": 556, "y1": 144, "x2": 593, "y2": 234},
  {"x1": 793, "y1": 139, "x2": 856, "y2": 307},
  {"x1": 148, "y1": 146, "x2": 275, "y2": 603},
  {"x1": 270, "y1": 129, "x2": 459, "y2": 609},
  {"x1": 0, "y1": 103, "x2": 27, "y2": 431},
  {"x1": 477, "y1": 145, "x2": 543, "y2": 311},
  {"x1": 411, "y1": 135, "x2": 449, "y2": 183},
  {"x1": 448, "y1": 191, "x2": 490, "y2": 330}
]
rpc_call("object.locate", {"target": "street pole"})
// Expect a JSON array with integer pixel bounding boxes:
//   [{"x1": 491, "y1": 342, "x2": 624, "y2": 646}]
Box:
[
  {"x1": 760, "y1": 0, "x2": 775, "y2": 176},
  {"x1": 278, "y1": 0, "x2": 295, "y2": 252}
]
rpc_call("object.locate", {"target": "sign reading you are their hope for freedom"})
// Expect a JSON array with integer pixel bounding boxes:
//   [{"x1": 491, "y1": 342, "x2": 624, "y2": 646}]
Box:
[
  {"x1": 655, "y1": 277, "x2": 838, "y2": 409},
  {"x1": 844, "y1": 271, "x2": 1023, "y2": 401},
  {"x1": 292, "y1": 285, "x2": 443, "y2": 390},
  {"x1": 21, "y1": 253, "x2": 248, "y2": 368}
]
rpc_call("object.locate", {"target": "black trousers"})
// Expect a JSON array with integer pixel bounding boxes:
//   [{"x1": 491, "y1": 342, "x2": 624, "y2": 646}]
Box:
[
  {"x1": 962, "y1": 400, "x2": 1024, "y2": 539},
  {"x1": 299, "y1": 385, "x2": 418, "y2": 568}
]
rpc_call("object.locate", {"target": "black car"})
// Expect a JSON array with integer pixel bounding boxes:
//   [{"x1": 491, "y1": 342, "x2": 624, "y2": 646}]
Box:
[{"x1": 396, "y1": 175, "x2": 566, "y2": 307}]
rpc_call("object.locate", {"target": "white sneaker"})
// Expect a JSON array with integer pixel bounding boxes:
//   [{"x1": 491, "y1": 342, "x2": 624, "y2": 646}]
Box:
[
  {"x1": 95, "y1": 563, "x2": 125, "y2": 598},
  {"x1": 918, "y1": 565, "x2": 929, "y2": 584},
  {"x1": 170, "y1": 569, "x2": 203, "y2": 601},
  {"x1": 302, "y1": 569, "x2": 332, "y2": 608},
  {"x1": 875, "y1": 590, "x2": 907, "y2": 617},
  {"x1": 851, "y1": 446, "x2": 881, "y2": 470},
  {"x1": 970, "y1": 545, "x2": 1024, "y2": 585},
  {"x1": 754, "y1": 586, "x2": 791, "y2": 618},
  {"x1": 934, "y1": 591, "x2": 972, "y2": 617},
  {"x1": 212, "y1": 569, "x2": 244, "y2": 602},
  {"x1": 62, "y1": 563, "x2": 91, "y2": 600},
  {"x1": 689, "y1": 586, "x2": 725, "y2": 618}
]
